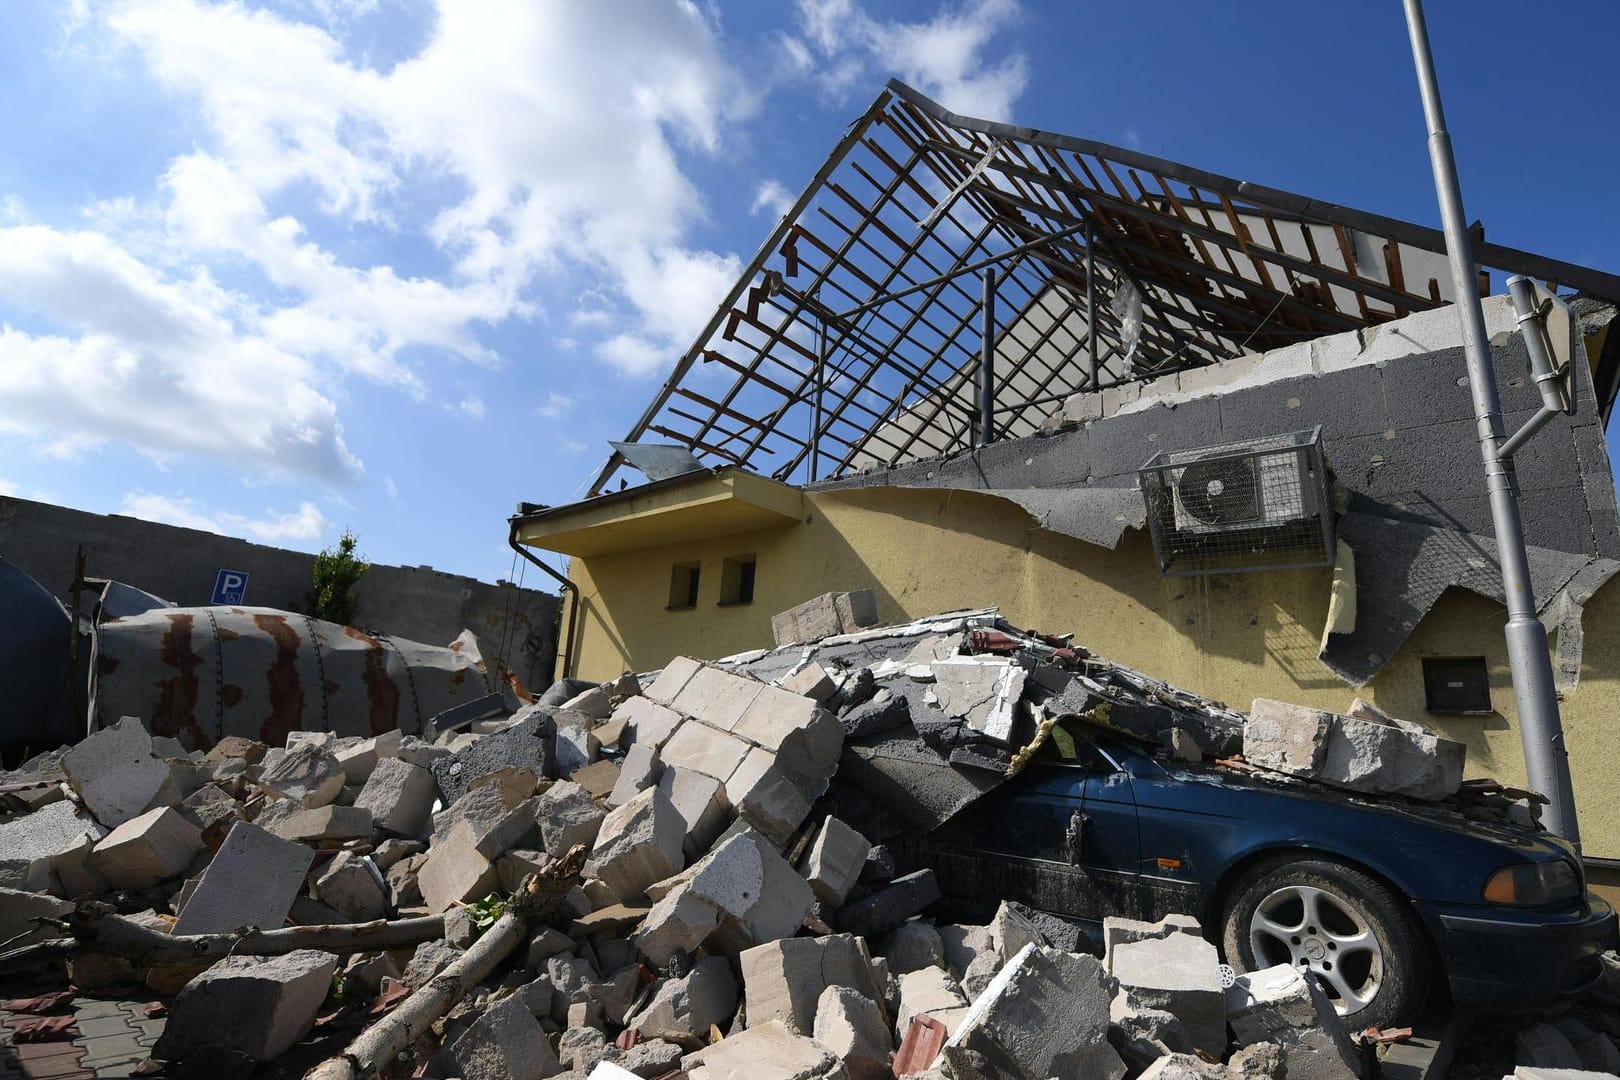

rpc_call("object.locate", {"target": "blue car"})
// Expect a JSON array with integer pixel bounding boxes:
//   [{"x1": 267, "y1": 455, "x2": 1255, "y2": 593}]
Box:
[{"x1": 902, "y1": 725, "x2": 1616, "y2": 1031}]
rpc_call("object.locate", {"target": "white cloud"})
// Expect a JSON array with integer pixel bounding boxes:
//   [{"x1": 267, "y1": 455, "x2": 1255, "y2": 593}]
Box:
[
  {"x1": 595, "y1": 334, "x2": 667, "y2": 378},
  {"x1": 751, "y1": 179, "x2": 795, "y2": 219},
  {"x1": 0, "y1": 224, "x2": 362, "y2": 481},
  {"x1": 382, "y1": 474, "x2": 400, "y2": 505},
  {"x1": 538, "y1": 391, "x2": 575, "y2": 420},
  {"x1": 795, "y1": 0, "x2": 1027, "y2": 120},
  {"x1": 450, "y1": 396, "x2": 485, "y2": 419},
  {"x1": 0, "y1": 477, "x2": 15, "y2": 496},
  {"x1": 121, "y1": 491, "x2": 331, "y2": 542}
]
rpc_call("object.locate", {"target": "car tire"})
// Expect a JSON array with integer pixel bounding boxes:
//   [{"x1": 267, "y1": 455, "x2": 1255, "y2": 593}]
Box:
[{"x1": 1220, "y1": 856, "x2": 1430, "y2": 1031}]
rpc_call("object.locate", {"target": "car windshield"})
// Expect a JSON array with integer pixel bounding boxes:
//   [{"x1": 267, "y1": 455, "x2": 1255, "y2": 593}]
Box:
[{"x1": 1034, "y1": 719, "x2": 1126, "y2": 773}]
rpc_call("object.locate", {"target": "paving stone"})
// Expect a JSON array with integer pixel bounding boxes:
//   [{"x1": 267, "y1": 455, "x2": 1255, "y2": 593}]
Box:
[
  {"x1": 172, "y1": 821, "x2": 314, "y2": 935},
  {"x1": 59, "y1": 718, "x2": 170, "y2": 831},
  {"x1": 941, "y1": 943, "x2": 1124, "y2": 1080},
  {"x1": 642, "y1": 656, "x2": 704, "y2": 706},
  {"x1": 354, "y1": 757, "x2": 437, "y2": 838},
  {"x1": 659, "y1": 720, "x2": 752, "y2": 785},
  {"x1": 87, "y1": 807, "x2": 201, "y2": 891},
  {"x1": 153, "y1": 949, "x2": 337, "y2": 1063},
  {"x1": 671, "y1": 666, "x2": 766, "y2": 732}
]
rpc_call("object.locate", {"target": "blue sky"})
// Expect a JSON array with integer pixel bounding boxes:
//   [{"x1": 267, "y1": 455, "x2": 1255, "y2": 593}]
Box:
[{"x1": 1, "y1": 0, "x2": 1616, "y2": 587}]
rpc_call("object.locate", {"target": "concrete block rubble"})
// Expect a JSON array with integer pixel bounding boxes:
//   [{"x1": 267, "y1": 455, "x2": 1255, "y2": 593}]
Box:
[{"x1": 0, "y1": 603, "x2": 1539, "y2": 1078}]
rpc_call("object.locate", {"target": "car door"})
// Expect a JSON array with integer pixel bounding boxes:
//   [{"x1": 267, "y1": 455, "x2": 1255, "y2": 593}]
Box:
[{"x1": 923, "y1": 726, "x2": 1142, "y2": 923}]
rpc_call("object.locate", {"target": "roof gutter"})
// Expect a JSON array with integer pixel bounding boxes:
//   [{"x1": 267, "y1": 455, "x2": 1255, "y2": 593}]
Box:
[{"x1": 507, "y1": 520, "x2": 578, "y2": 683}]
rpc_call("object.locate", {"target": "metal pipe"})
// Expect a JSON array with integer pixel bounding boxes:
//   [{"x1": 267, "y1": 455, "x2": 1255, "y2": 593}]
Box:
[
  {"x1": 1086, "y1": 219, "x2": 1099, "y2": 388},
  {"x1": 980, "y1": 267, "x2": 996, "y2": 446},
  {"x1": 506, "y1": 521, "x2": 578, "y2": 685},
  {"x1": 1403, "y1": 0, "x2": 1579, "y2": 845},
  {"x1": 1506, "y1": 275, "x2": 1573, "y2": 415}
]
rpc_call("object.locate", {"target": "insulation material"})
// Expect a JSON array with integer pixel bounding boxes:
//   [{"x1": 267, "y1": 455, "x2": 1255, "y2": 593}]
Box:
[{"x1": 1317, "y1": 539, "x2": 1358, "y2": 658}]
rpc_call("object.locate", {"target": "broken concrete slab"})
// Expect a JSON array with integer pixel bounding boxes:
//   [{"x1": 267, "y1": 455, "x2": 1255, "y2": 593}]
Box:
[
  {"x1": 800, "y1": 816, "x2": 871, "y2": 907},
  {"x1": 268, "y1": 804, "x2": 373, "y2": 845},
  {"x1": 782, "y1": 661, "x2": 839, "y2": 703},
  {"x1": 87, "y1": 806, "x2": 202, "y2": 891},
  {"x1": 590, "y1": 785, "x2": 685, "y2": 901},
  {"x1": 435, "y1": 782, "x2": 536, "y2": 859},
  {"x1": 154, "y1": 949, "x2": 338, "y2": 1063},
  {"x1": 1225, "y1": 963, "x2": 1360, "y2": 1080},
  {"x1": 62, "y1": 716, "x2": 171, "y2": 828},
  {"x1": 1101, "y1": 913, "x2": 1201, "y2": 971},
  {"x1": 636, "y1": 830, "x2": 813, "y2": 964},
  {"x1": 659, "y1": 719, "x2": 753, "y2": 786},
  {"x1": 941, "y1": 943, "x2": 1124, "y2": 1080},
  {"x1": 536, "y1": 780, "x2": 607, "y2": 856},
  {"x1": 882, "y1": 920, "x2": 947, "y2": 975},
  {"x1": 0, "y1": 887, "x2": 73, "y2": 952},
  {"x1": 814, "y1": 983, "x2": 894, "y2": 1080},
  {"x1": 417, "y1": 822, "x2": 500, "y2": 913},
  {"x1": 642, "y1": 655, "x2": 704, "y2": 706},
  {"x1": 354, "y1": 757, "x2": 436, "y2": 838},
  {"x1": 1246, "y1": 698, "x2": 1465, "y2": 800},
  {"x1": 173, "y1": 821, "x2": 314, "y2": 935},
  {"x1": 839, "y1": 729, "x2": 1005, "y2": 833},
  {"x1": 626, "y1": 955, "x2": 739, "y2": 1041},
  {"x1": 657, "y1": 765, "x2": 729, "y2": 859},
  {"x1": 927, "y1": 658, "x2": 1027, "y2": 744},
  {"x1": 838, "y1": 869, "x2": 941, "y2": 938},
  {"x1": 0, "y1": 799, "x2": 104, "y2": 895},
  {"x1": 555, "y1": 714, "x2": 601, "y2": 775},
  {"x1": 607, "y1": 742, "x2": 662, "y2": 808},
  {"x1": 436, "y1": 993, "x2": 565, "y2": 1080},
  {"x1": 741, "y1": 934, "x2": 878, "y2": 1035},
  {"x1": 726, "y1": 747, "x2": 810, "y2": 846},
  {"x1": 311, "y1": 850, "x2": 388, "y2": 921},
  {"x1": 683, "y1": 1017, "x2": 850, "y2": 1079},
  {"x1": 896, "y1": 966, "x2": 970, "y2": 1036},
  {"x1": 431, "y1": 706, "x2": 557, "y2": 805},
  {"x1": 1110, "y1": 931, "x2": 1226, "y2": 1056},
  {"x1": 256, "y1": 743, "x2": 347, "y2": 809}
]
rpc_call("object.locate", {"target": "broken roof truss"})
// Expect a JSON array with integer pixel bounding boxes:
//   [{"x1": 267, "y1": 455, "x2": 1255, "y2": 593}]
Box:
[{"x1": 590, "y1": 80, "x2": 1620, "y2": 495}]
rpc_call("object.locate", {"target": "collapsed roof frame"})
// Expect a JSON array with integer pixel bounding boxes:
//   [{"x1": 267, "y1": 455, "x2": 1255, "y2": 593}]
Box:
[{"x1": 589, "y1": 80, "x2": 1620, "y2": 496}]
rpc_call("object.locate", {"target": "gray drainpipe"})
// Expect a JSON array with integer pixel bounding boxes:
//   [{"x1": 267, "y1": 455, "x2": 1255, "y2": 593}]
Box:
[
  {"x1": 506, "y1": 520, "x2": 578, "y2": 684},
  {"x1": 1403, "y1": 0, "x2": 1579, "y2": 846}
]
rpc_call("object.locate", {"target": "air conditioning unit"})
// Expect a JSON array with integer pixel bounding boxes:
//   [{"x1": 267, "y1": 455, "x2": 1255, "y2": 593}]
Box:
[
  {"x1": 1169, "y1": 451, "x2": 1314, "y2": 533},
  {"x1": 1140, "y1": 427, "x2": 1334, "y2": 576}
]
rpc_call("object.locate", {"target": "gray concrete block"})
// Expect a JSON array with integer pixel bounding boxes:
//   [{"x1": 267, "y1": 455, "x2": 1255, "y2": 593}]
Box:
[
  {"x1": 154, "y1": 949, "x2": 338, "y2": 1062},
  {"x1": 417, "y1": 822, "x2": 499, "y2": 913},
  {"x1": 312, "y1": 850, "x2": 388, "y2": 921},
  {"x1": 1218, "y1": 366, "x2": 1390, "y2": 442},
  {"x1": 173, "y1": 821, "x2": 314, "y2": 935},
  {"x1": 437, "y1": 994, "x2": 564, "y2": 1080},
  {"x1": 1111, "y1": 932, "x2": 1225, "y2": 1056},
  {"x1": 626, "y1": 955, "x2": 738, "y2": 1041},
  {"x1": 837, "y1": 869, "x2": 940, "y2": 938},
  {"x1": 642, "y1": 655, "x2": 704, "y2": 706},
  {"x1": 431, "y1": 707, "x2": 557, "y2": 805},
  {"x1": 740, "y1": 934, "x2": 876, "y2": 1035},
  {"x1": 681, "y1": 1017, "x2": 848, "y2": 1079},
  {"x1": 814, "y1": 983, "x2": 894, "y2": 1080},
  {"x1": 896, "y1": 965, "x2": 970, "y2": 1037},
  {"x1": 256, "y1": 743, "x2": 346, "y2": 809},
  {"x1": 799, "y1": 816, "x2": 870, "y2": 907},
  {"x1": 354, "y1": 757, "x2": 436, "y2": 838},
  {"x1": 942, "y1": 944, "x2": 1123, "y2": 1080},
  {"x1": 268, "y1": 804, "x2": 373, "y2": 845},
  {"x1": 590, "y1": 785, "x2": 685, "y2": 902},
  {"x1": 535, "y1": 780, "x2": 607, "y2": 857},
  {"x1": 88, "y1": 806, "x2": 202, "y2": 890},
  {"x1": 656, "y1": 766, "x2": 729, "y2": 859},
  {"x1": 63, "y1": 717, "x2": 170, "y2": 828},
  {"x1": 660, "y1": 720, "x2": 752, "y2": 786},
  {"x1": 0, "y1": 799, "x2": 103, "y2": 895},
  {"x1": 607, "y1": 743, "x2": 662, "y2": 808}
]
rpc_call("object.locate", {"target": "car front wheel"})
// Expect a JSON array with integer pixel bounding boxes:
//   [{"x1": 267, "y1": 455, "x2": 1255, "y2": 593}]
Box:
[{"x1": 1219, "y1": 856, "x2": 1430, "y2": 1031}]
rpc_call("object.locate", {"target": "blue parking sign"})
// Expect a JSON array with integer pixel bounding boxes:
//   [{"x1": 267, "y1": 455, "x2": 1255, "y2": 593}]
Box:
[{"x1": 211, "y1": 569, "x2": 249, "y2": 605}]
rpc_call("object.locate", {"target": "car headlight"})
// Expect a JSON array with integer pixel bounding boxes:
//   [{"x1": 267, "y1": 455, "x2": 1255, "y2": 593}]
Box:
[{"x1": 1482, "y1": 861, "x2": 1580, "y2": 906}]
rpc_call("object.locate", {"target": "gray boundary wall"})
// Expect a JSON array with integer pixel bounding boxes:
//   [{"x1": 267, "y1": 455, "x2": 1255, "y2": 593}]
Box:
[{"x1": 0, "y1": 496, "x2": 559, "y2": 693}]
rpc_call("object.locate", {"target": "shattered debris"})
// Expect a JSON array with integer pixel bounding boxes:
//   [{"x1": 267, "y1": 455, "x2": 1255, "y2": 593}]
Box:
[{"x1": 0, "y1": 605, "x2": 1557, "y2": 1078}]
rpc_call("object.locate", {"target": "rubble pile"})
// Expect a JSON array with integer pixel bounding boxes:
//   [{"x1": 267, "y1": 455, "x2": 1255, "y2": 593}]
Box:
[{"x1": 0, "y1": 605, "x2": 1536, "y2": 1077}]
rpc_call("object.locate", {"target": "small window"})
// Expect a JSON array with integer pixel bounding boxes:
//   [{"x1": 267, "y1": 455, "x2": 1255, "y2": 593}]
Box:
[
  {"x1": 718, "y1": 555, "x2": 757, "y2": 606},
  {"x1": 1422, "y1": 656, "x2": 1492, "y2": 714},
  {"x1": 667, "y1": 563, "x2": 700, "y2": 610}
]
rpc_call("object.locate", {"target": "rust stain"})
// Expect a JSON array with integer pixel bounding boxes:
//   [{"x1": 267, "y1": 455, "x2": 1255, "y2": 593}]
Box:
[
  {"x1": 153, "y1": 612, "x2": 208, "y2": 748},
  {"x1": 448, "y1": 639, "x2": 465, "y2": 652},
  {"x1": 97, "y1": 656, "x2": 119, "y2": 675},
  {"x1": 216, "y1": 626, "x2": 240, "y2": 641},
  {"x1": 450, "y1": 669, "x2": 466, "y2": 686},
  {"x1": 254, "y1": 613, "x2": 304, "y2": 746},
  {"x1": 344, "y1": 626, "x2": 400, "y2": 736},
  {"x1": 221, "y1": 684, "x2": 243, "y2": 708}
]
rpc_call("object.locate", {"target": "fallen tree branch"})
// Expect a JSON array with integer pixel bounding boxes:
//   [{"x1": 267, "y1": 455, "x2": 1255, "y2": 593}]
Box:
[
  {"x1": 305, "y1": 843, "x2": 589, "y2": 1080},
  {"x1": 52, "y1": 907, "x2": 447, "y2": 968}
]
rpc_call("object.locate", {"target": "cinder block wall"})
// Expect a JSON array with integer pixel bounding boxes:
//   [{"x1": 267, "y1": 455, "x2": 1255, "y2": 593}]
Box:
[{"x1": 0, "y1": 496, "x2": 559, "y2": 693}]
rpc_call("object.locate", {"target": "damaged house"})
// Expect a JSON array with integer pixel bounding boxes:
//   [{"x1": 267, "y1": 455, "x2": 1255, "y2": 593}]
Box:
[{"x1": 511, "y1": 81, "x2": 1620, "y2": 869}]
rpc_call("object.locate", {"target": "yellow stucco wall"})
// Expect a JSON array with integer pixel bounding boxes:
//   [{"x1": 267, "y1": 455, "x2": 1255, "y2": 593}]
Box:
[{"x1": 556, "y1": 486, "x2": 1620, "y2": 857}]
